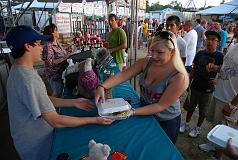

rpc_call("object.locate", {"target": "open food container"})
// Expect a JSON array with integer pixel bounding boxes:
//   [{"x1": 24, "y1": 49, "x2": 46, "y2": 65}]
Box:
[
  {"x1": 97, "y1": 98, "x2": 132, "y2": 120},
  {"x1": 207, "y1": 125, "x2": 238, "y2": 149}
]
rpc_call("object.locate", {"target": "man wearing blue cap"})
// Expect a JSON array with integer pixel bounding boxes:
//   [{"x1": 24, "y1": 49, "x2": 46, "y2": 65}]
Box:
[{"x1": 6, "y1": 25, "x2": 113, "y2": 160}]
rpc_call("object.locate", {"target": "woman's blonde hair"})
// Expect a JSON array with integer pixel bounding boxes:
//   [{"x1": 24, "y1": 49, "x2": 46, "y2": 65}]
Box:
[{"x1": 150, "y1": 31, "x2": 189, "y2": 90}]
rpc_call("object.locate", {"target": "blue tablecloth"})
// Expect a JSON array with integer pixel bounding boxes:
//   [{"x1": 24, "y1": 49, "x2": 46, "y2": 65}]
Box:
[{"x1": 50, "y1": 82, "x2": 184, "y2": 160}]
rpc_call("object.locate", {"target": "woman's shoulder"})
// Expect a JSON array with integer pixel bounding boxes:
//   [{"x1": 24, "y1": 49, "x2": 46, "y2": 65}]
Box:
[
  {"x1": 44, "y1": 41, "x2": 54, "y2": 47},
  {"x1": 170, "y1": 72, "x2": 185, "y2": 83}
]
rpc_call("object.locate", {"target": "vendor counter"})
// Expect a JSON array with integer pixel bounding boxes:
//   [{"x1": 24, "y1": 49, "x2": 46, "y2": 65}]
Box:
[{"x1": 49, "y1": 81, "x2": 184, "y2": 160}]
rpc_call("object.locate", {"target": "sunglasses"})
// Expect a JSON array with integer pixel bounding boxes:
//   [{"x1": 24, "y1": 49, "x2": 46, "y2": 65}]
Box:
[{"x1": 154, "y1": 31, "x2": 175, "y2": 48}]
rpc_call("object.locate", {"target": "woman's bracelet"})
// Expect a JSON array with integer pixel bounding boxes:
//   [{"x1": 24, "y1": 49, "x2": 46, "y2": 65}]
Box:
[
  {"x1": 131, "y1": 108, "x2": 136, "y2": 116},
  {"x1": 96, "y1": 84, "x2": 106, "y2": 90}
]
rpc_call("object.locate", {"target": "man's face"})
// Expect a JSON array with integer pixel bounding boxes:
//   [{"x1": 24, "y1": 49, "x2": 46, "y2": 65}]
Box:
[
  {"x1": 166, "y1": 20, "x2": 179, "y2": 35},
  {"x1": 183, "y1": 22, "x2": 190, "y2": 32},
  {"x1": 214, "y1": 22, "x2": 222, "y2": 30},
  {"x1": 109, "y1": 17, "x2": 118, "y2": 29},
  {"x1": 205, "y1": 35, "x2": 220, "y2": 51}
]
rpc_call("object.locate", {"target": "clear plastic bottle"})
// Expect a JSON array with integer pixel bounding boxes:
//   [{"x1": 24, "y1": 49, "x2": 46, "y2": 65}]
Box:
[{"x1": 104, "y1": 70, "x2": 113, "y2": 99}]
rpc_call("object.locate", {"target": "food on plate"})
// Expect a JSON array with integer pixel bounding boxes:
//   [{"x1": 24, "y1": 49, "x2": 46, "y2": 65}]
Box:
[{"x1": 112, "y1": 110, "x2": 130, "y2": 117}]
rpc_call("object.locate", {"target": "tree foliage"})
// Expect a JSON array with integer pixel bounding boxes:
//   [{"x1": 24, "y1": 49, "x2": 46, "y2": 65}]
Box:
[{"x1": 147, "y1": 0, "x2": 183, "y2": 12}]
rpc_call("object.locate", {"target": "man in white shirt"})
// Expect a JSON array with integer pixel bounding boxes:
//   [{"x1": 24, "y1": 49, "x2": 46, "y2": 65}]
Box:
[
  {"x1": 183, "y1": 20, "x2": 198, "y2": 72},
  {"x1": 166, "y1": 15, "x2": 187, "y2": 64}
]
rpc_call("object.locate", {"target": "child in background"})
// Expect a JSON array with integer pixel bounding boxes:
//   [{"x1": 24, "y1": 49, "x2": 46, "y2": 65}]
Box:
[{"x1": 180, "y1": 31, "x2": 224, "y2": 138}]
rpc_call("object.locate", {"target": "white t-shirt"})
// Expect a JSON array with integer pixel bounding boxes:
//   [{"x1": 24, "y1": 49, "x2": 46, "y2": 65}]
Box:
[
  {"x1": 183, "y1": 29, "x2": 198, "y2": 66},
  {"x1": 177, "y1": 35, "x2": 187, "y2": 58},
  {"x1": 214, "y1": 44, "x2": 238, "y2": 103}
]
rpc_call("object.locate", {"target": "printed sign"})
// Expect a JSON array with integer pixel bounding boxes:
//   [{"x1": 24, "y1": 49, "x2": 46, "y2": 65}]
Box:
[
  {"x1": 72, "y1": 3, "x2": 83, "y2": 13},
  {"x1": 58, "y1": 2, "x2": 71, "y2": 13},
  {"x1": 55, "y1": 13, "x2": 71, "y2": 33}
]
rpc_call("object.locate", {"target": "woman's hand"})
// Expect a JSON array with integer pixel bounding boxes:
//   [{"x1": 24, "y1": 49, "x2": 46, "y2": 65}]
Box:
[
  {"x1": 96, "y1": 117, "x2": 114, "y2": 125},
  {"x1": 95, "y1": 85, "x2": 105, "y2": 105},
  {"x1": 72, "y1": 98, "x2": 94, "y2": 111}
]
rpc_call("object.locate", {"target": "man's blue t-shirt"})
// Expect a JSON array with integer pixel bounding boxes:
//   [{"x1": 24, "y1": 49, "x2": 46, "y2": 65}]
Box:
[
  {"x1": 191, "y1": 50, "x2": 223, "y2": 93},
  {"x1": 216, "y1": 30, "x2": 227, "y2": 51}
]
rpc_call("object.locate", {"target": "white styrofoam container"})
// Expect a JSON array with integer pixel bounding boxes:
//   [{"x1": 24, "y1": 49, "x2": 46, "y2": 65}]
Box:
[
  {"x1": 207, "y1": 125, "x2": 238, "y2": 149},
  {"x1": 97, "y1": 98, "x2": 131, "y2": 120}
]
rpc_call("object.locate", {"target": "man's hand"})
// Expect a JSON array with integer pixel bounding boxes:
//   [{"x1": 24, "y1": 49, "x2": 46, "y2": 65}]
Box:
[
  {"x1": 96, "y1": 117, "x2": 114, "y2": 125},
  {"x1": 206, "y1": 63, "x2": 219, "y2": 72},
  {"x1": 224, "y1": 138, "x2": 238, "y2": 159},
  {"x1": 72, "y1": 98, "x2": 94, "y2": 111},
  {"x1": 223, "y1": 104, "x2": 232, "y2": 116}
]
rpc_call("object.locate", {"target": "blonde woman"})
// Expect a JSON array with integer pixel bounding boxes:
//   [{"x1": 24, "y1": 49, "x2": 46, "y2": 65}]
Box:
[{"x1": 95, "y1": 31, "x2": 189, "y2": 144}]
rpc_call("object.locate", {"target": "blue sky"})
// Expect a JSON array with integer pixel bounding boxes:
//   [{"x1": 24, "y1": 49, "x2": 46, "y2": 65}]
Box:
[{"x1": 149, "y1": 0, "x2": 226, "y2": 8}]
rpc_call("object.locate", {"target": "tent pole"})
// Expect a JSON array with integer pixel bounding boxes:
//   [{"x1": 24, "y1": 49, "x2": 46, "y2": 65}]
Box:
[
  {"x1": 14, "y1": 2, "x2": 25, "y2": 24},
  {"x1": 133, "y1": 0, "x2": 138, "y2": 89},
  {"x1": 7, "y1": 0, "x2": 14, "y2": 27},
  {"x1": 36, "y1": 2, "x2": 47, "y2": 26},
  {"x1": 41, "y1": 0, "x2": 62, "y2": 31},
  {"x1": 14, "y1": 1, "x2": 33, "y2": 25},
  {"x1": 129, "y1": 0, "x2": 134, "y2": 85}
]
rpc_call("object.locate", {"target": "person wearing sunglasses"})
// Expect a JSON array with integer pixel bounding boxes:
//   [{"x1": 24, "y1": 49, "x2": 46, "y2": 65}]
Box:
[
  {"x1": 95, "y1": 31, "x2": 189, "y2": 144},
  {"x1": 180, "y1": 30, "x2": 223, "y2": 138}
]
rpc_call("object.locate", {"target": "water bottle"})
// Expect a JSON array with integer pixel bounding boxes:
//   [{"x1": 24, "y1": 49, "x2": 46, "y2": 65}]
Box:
[{"x1": 104, "y1": 69, "x2": 113, "y2": 99}]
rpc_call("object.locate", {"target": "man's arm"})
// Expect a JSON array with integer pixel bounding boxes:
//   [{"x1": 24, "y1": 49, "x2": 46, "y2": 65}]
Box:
[
  {"x1": 109, "y1": 43, "x2": 127, "y2": 53},
  {"x1": 42, "y1": 111, "x2": 113, "y2": 128},
  {"x1": 49, "y1": 97, "x2": 94, "y2": 112}
]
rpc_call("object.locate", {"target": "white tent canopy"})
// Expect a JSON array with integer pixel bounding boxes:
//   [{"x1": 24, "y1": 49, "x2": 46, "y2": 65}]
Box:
[
  {"x1": 13, "y1": 1, "x2": 56, "y2": 10},
  {"x1": 197, "y1": 0, "x2": 238, "y2": 15}
]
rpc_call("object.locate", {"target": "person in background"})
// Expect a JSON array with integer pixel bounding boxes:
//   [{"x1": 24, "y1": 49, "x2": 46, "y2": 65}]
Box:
[
  {"x1": 95, "y1": 31, "x2": 189, "y2": 144},
  {"x1": 183, "y1": 20, "x2": 198, "y2": 73},
  {"x1": 214, "y1": 20, "x2": 227, "y2": 53},
  {"x1": 156, "y1": 19, "x2": 165, "y2": 32},
  {"x1": 42, "y1": 24, "x2": 70, "y2": 97},
  {"x1": 194, "y1": 19, "x2": 207, "y2": 52},
  {"x1": 199, "y1": 23, "x2": 238, "y2": 159},
  {"x1": 208, "y1": 20, "x2": 216, "y2": 31},
  {"x1": 152, "y1": 19, "x2": 159, "y2": 32},
  {"x1": 142, "y1": 18, "x2": 149, "y2": 48},
  {"x1": 5, "y1": 25, "x2": 114, "y2": 160},
  {"x1": 224, "y1": 23, "x2": 235, "y2": 54},
  {"x1": 106, "y1": 14, "x2": 127, "y2": 71},
  {"x1": 166, "y1": 15, "x2": 187, "y2": 64},
  {"x1": 180, "y1": 31, "x2": 223, "y2": 138},
  {"x1": 137, "y1": 20, "x2": 143, "y2": 50}
]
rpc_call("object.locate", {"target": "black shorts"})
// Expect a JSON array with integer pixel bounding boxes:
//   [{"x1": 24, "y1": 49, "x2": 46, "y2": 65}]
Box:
[{"x1": 183, "y1": 88, "x2": 213, "y2": 117}]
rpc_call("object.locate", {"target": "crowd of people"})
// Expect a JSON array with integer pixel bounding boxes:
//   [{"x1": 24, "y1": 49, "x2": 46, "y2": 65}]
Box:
[{"x1": 3, "y1": 13, "x2": 238, "y2": 160}]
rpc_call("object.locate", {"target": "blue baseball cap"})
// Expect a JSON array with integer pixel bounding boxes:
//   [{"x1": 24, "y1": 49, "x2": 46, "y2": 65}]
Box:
[{"x1": 6, "y1": 25, "x2": 50, "y2": 50}]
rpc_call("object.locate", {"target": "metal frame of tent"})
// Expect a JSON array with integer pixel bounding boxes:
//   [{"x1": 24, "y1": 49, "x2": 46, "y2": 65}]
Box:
[{"x1": 0, "y1": 0, "x2": 139, "y2": 89}]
